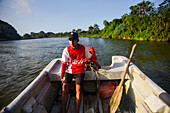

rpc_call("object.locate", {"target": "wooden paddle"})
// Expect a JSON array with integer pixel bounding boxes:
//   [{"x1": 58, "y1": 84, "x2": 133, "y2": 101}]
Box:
[{"x1": 109, "y1": 44, "x2": 137, "y2": 113}]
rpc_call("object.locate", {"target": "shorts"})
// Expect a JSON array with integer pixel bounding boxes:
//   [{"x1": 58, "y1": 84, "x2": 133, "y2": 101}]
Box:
[{"x1": 63, "y1": 73, "x2": 85, "y2": 85}]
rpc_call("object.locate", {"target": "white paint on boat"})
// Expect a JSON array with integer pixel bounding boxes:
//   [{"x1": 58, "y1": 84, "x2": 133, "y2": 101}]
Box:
[{"x1": 1, "y1": 56, "x2": 169, "y2": 113}]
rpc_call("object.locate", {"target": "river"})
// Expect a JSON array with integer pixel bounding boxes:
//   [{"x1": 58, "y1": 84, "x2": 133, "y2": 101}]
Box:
[{"x1": 0, "y1": 37, "x2": 170, "y2": 109}]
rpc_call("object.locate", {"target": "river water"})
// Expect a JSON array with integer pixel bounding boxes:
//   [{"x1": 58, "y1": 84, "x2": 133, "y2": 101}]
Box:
[{"x1": 0, "y1": 37, "x2": 170, "y2": 109}]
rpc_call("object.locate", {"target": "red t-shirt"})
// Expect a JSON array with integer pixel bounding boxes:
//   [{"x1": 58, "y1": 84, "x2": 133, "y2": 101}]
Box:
[{"x1": 61, "y1": 44, "x2": 92, "y2": 79}]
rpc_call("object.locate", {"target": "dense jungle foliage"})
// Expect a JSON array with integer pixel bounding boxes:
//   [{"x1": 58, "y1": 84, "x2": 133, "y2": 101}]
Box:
[{"x1": 84, "y1": 0, "x2": 170, "y2": 41}]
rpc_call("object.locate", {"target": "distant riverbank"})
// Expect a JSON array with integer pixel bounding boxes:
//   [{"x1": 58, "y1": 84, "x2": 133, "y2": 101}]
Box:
[{"x1": 83, "y1": 35, "x2": 169, "y2": 42}]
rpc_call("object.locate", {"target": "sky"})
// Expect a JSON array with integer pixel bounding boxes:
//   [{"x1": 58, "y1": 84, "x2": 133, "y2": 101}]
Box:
[{"x1": 0, "y1": 0, "x2": 163, "y2": 36}]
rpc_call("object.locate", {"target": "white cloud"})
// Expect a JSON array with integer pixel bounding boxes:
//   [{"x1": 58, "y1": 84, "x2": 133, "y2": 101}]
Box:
[{"x1": 11, "y1": 0, "x2": 32, "y2": 16}]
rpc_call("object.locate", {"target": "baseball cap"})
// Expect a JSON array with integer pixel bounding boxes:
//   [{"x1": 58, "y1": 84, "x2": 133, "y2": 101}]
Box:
[{"x1": 68, "y1": 32, "x2": 78, "y2": 40}]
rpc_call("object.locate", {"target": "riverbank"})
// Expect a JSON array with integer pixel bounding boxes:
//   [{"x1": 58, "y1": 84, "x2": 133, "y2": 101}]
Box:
[
  {"x1": 1, "y1": 34, "x2": 169, "y2": 42},
  {"x1": 82, "y1": 35, "x2": 169, "y2": 42}
]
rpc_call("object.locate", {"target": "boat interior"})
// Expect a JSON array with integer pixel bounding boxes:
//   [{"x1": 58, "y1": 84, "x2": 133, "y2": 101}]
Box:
[{"x1": 1, "y1": 56, "x2": 170, "y2": 113}]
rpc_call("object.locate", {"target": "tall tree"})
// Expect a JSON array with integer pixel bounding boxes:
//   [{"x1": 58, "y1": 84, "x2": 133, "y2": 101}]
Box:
[
  {"x1": 76, "y1": 29, "x2": 82, "y2": 33},
  {"x1": 103, "y1": 20, "x2": 109, "y2": 27},
  {"x1": 93, "y1": 24, "x2": 100, "y2": 34},
  {"x1": 38, "y1": 31, "x2": 46, "y2": 38},
  {"x1": 72, "y1": 29, "x2": 76, "y2": 32},
  {"x1": 87, "y1": 26, "x2": 94, "y2": 34},
  {"x1": 23, "y1": 33, "x2": 31, "y2": 39}
]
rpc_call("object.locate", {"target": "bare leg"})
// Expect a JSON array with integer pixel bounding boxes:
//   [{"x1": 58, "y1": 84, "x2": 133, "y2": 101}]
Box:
[
  {"x1": 62, "y1": 83, "x2": 70, "y2": 113},
  {"x1": 76, "y1": 84, "x2": 82, "y2": 113}
]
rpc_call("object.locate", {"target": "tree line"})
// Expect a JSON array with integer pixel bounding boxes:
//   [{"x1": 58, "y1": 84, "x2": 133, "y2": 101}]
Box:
[{"x1": 23, "y1": 0, "x2": 169, "y2": 41}]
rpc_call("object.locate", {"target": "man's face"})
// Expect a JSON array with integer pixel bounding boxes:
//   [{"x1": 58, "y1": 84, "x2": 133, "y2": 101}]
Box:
[{"x1": 69, "y1": 39, "x2": 79, "y2": 49}]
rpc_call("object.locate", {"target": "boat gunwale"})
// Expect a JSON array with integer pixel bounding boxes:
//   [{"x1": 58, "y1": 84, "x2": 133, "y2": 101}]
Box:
[
  {"x1": 1, "y1": 56, "x2": 169, "y2": 113},
  {"x1": 116, "y1": 56, "x2": 170, "y2": 107},
  {"x1": 2, "y1": 71, "x2": 48, "y2": 112}
]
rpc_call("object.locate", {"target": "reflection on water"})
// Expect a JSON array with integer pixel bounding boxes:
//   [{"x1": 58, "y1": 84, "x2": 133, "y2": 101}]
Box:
[{"x1": 0, "y1": 37, "x2": 170, "y2": 109}]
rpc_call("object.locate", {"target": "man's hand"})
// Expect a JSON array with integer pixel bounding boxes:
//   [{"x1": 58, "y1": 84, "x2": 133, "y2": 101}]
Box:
[
  {"x1": 61, "y1": 76, "x2": 65, "y2": 84},
  {"x1": 61, "y1": 79, "x2": 63, "y2": 84}
]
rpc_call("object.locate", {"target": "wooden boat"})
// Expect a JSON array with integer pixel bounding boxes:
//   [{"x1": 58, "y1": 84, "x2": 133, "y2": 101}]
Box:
[{"x1": 1, "y1": 56, "x2": 170, "y2": 113}]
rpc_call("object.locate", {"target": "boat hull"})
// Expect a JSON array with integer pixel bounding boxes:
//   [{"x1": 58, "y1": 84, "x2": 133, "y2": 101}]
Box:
[{"x1": 1, "y1": 56, "x2": 169, "y2": 113}]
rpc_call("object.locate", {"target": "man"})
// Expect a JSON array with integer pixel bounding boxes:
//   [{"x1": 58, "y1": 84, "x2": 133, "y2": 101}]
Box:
[{"x1": 61, "y1": 32, "x2": 100, "y2": 113}]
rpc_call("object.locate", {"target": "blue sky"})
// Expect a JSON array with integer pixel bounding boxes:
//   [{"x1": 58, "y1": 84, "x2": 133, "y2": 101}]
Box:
[{"x1": 0, "y1": 0, "x2": 163, "y2": 35}]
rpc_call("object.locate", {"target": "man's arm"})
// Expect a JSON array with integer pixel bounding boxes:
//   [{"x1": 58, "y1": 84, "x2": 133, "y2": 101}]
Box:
[
  {"x1": 61, "y1": 62, "x2": 67, "y2": 79},
  {"x1": 90, "y1": 56, "x2": 100, "y2": 67},
  {"x1": 85, "y1": 47, "x2": 101, "y2": 69},
  {"x1": 61, "y1": 48, "x2": 69, "y2": 79}
]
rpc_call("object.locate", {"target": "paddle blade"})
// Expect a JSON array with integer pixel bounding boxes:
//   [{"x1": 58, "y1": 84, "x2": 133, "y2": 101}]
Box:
[{"x1": 109, "y1": 86, "x2": 123, "y2": 113}]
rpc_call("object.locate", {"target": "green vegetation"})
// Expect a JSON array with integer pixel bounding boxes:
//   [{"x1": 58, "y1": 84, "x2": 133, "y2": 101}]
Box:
[
  {"x1": 22, "y1": 0, "x2": 169, "y2": 41},
  {"x1": 22, "y1": 31, "x2": 69, "y2": 39},
  {"x1": 0, "y1": 20, "x2": 21, "y2": 41},
  {"x1": 94, "y1": 0, "x2": 169, "y2": 41}
]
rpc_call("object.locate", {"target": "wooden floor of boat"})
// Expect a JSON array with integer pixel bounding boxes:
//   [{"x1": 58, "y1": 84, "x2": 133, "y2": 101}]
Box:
[
  {"x1": 49, "y1": 81, "x2": 135, "y2": 113},
  {"x1": 50, "y1": 91, "x2": 135, "y2": 113},
  {"x1": 50, "y1": 92, "x2": 106, "y2": 113}
]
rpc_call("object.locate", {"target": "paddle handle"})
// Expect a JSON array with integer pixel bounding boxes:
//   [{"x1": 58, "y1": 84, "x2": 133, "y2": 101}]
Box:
[{"x1": 119, "y1": 44, "x2": 137, "y2": 87}]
